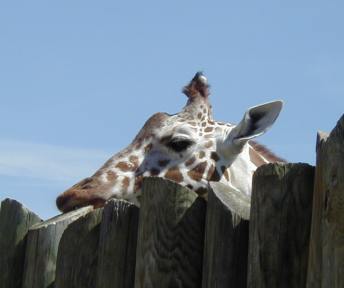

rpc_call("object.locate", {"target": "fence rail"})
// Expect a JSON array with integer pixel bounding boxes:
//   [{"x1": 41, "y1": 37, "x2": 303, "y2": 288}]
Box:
[{"x1": 0, "y1": 114, "x2": 343, "y2": 288}]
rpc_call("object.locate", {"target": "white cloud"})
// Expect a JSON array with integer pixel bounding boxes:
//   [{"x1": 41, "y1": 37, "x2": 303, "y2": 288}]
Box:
[{"x1": 0, "y1": 139, "x2": 111, "y2": 182}]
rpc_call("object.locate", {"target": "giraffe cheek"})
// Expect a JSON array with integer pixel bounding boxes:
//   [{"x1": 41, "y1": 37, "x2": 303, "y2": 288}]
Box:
[
  {"x1": 88, "y1": 198, "x2": 106, "y2": 209},
  {"x1": 164, "y1": 167, "x2": 184, "y2": 183}
]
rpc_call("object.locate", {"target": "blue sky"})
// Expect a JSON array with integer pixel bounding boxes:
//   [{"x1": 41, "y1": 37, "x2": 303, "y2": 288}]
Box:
[{"x1": 1, "y1": 1, "x2": 343, "y2": 219}]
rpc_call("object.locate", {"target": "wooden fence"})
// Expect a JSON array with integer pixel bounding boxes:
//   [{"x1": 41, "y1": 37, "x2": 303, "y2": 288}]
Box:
[{"x1": 0, "y1": 114, "x2": 343, "y2": 288}]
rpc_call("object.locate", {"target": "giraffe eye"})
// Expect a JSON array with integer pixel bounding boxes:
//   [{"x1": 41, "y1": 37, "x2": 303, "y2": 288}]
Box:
[{"x1": 166, "y1": 138, "x2": 194, "y2": 152}]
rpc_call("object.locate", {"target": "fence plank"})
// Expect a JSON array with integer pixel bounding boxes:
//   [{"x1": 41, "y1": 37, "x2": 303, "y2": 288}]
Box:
[
  {"x1": 22, "y1": 206, "x2": 93, "y2": 288},
  {"x1": 55, "y1": 208, "x2": 103, "y2": 288},
  {"x1": 307, "y1": 115, "x2": 344, "y2": 288},
  {"x1": 202, "y1": 183, "x2": 250, "y2": 288},
  {"x1": 96, "y1": 199, "x2": 139, "y2": 288},
  {"x1": 306, "y1": 131, "x2": 329, "y2": 288},
  {"x1": 134, "y1": 177, "x2": 206, "y2": 288},
  {"x1": 0, "y1": 198, "x2": 42, "y2": 288},
  {"x1": 247, "y1": 163, "x2": 314, "y2": 288}
]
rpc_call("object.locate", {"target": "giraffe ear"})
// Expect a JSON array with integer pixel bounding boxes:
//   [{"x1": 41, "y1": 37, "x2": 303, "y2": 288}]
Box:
[{"x1": 226, "y1": 100, "x2": 283, "y2": 146}]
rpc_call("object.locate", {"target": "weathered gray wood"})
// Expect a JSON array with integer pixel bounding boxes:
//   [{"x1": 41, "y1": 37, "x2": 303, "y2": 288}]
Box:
[
  {"x1": 0, "y1": 198, "x2": 42, "y2": 288},
  {"x1": 55, "y1": 207, "x2": 103, "y2": 288},
  {"x1": 22, "y1": 206, "x2": 93, "y2": 288},
  {"x1": 202, "y1": 183, "x2": 250, "y2": 288},
  {"x1": 134, "y1": 177, "x2": 207, "y2": 288},
  {"x1": 96, "y1": 199, "x2": 139, "y2": 288},
  {"x1": 307, "y1": 115, "x2": 344, "y2": 288},
  {"x1": 247, "y1": 163, "x2": 314, "y2": 288},
  {"x1": 306, "y1": 131, "x2": 329, "y2": 288}
]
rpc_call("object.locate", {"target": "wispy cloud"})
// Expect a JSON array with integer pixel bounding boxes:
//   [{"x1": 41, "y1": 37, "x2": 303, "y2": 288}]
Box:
[{"x1": 0, "y1": 139, "x2": 111, "y2": 182}]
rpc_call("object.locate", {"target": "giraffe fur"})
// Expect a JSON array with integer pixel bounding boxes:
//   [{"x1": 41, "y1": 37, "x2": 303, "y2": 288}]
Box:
[{"x1": 56, "y1": 72, "x2": 285, "y2": 212}]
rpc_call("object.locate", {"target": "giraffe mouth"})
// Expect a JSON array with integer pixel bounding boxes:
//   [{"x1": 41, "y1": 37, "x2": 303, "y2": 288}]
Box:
[{"x1": 56, "y1": 192, "x2": 106, "y2": 213}]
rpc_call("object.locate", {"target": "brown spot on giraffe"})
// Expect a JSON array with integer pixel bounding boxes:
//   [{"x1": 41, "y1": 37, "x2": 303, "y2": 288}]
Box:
[
  {"x1": 209, "y1": 166, "x2": 221, "y2": 182},
  {"x1": 207, "y1": 165, "x2": 215, "y2": 181},
  {"x1": 204, "y1": 141, "x2": 213, "y2": 148},
  {"x1": 134, "y1": 175, "x2": 143, "y2": 191},
  {"x1": 199, "y1": 151, "x2": 206, "y2": 159},
  {"x1": 122, "y1": 177, "x2": 130, "y2": 190},
  {"x1": 134, "y1": 141, "x2": 142, "y2": 150},
  {"x1": 144, "y1": 143, "x2": 153, "y2": 154},
  {"x1": 107, "y1": 171, "x2": 118, "y2": 181},
  {"x1": 185, "y1": 156, "x2": 196, "y2": 166},
  {"x1": 211, "y1": 151, "x2": 220, "y2": 162},
  {"x1": 150, "y1": 168, "x2": 160, "y2": 176},
  {"x1": 116, "y1": 162, "x2": 134, "y2": 172},
  {"x1": 187, "y1": 162, "x2": 207, "y2": 181},
  {"x1": 186, "y1": 184, "x2": 193, "y2": 190},
  {"x1": 204, "y1": 127, "x2": 213, "y2": 133},
  {"x1": 165, "y1": 167, "x2": 183, "y2": 183},
  {"x1": 158, "y1": 159, "x2": 170, "y2": 167},
  {"x1": 129, "y1": 155, "x2": 139, "y2": 168}
]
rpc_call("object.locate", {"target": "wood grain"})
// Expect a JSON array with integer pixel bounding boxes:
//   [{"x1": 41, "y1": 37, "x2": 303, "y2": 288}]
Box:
[
  {"x1": 0, "y1": 198, "x2": 42, "y2": 288},
  {"x1": 307, "y1": 115, "x2": 344, "y2": 288},
  {"x1": 55, "y1": 208, "x2": 103, "y2": 288},
  {"x1": 134, "y1": 177, "x2": 206, "y2": 288},
  {"x1": 202, "y1": 183, "x2": 249, "y2": 288},
  {"x1": 22, "y1": 206, "x2": 93, "y2": 288},
  {"x1": 96, "y1": 199, "x2": 139, "y2": 288},
  {"x1": 247, "y1": 163, "x2": 314, "y2": 288}
]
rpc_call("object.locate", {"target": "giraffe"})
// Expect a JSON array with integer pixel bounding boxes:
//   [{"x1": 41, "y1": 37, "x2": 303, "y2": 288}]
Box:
[{"x1": 56, "y1": 72, "x2": 285, "y2": 213}]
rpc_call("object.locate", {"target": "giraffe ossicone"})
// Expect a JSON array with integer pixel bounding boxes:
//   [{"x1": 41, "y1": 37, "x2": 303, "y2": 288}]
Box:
[{"x1": 56, "y1": 72, "x2": 285, "y2": 213}]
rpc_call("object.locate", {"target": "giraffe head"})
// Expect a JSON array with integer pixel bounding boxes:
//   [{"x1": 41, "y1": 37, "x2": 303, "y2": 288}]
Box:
[{"x1": 56, "y1": 72, "x2": 283, "y2": 212}]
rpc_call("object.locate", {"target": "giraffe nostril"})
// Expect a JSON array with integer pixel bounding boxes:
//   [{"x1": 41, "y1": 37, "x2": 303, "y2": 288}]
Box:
[{"x1": 56, "y1": 194, "x2": 71, "y2": 212}]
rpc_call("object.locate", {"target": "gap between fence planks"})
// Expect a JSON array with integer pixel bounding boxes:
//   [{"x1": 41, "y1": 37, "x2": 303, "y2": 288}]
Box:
[
  {"x1": 55, "y1": 208, "x2": 103, "y2": 288},
  {"x1": 22, "y1": 206, "x2": 94, "y2": 288}
]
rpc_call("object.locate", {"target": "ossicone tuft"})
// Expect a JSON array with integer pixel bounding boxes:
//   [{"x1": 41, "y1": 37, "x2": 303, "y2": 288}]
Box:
[{"x1": 183, "y1": 71, "x2": 210, "y2": 99}]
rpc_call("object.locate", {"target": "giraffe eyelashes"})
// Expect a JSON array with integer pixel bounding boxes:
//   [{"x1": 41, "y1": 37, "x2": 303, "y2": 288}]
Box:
[{"x1": 165, "y1": 138, "x2": 194, "y2": 152}]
